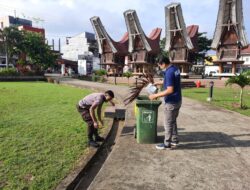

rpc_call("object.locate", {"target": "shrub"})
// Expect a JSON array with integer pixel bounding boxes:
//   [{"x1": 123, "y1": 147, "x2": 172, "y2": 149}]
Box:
[
  {"x1": 0, "y1": 68, "x2": 19, "y2": 76},
  {"x1": 99, "y1": 76, "x2": 107, "y2": 83},
  {"x1": 123, "y1": 71, "x2": 133, "y2": 78},
  {"x1": 95, "y1": 69, "x2": 107, "y2": 76},
  {"x1": 91, "y1": 75, "x2": 99, "y2": 82}
]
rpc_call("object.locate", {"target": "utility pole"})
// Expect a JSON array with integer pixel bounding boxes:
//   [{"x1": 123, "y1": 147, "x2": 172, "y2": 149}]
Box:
[
  {"x1": 4, "y1": 36, "x2": 9, "y2": 68},
  {"x1": 52, "y1": 39, "x2": 54, "y2": 50},
  {"x1": 58, "y1": 38, "x2": 61, "y2": 53}
]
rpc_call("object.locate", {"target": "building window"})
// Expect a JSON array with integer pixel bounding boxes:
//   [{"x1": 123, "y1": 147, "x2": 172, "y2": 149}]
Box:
[
  {"x1": 246, "y1": 58, "x2": 249, "y2": 62},
  {"x1": 1, "y1": 22, "x2": 4, "y2": 28}
]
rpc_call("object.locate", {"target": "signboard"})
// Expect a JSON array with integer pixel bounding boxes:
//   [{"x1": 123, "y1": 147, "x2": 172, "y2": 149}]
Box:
[{"x1": 142, "y1": 111, "x2": 154, "y2": 123}]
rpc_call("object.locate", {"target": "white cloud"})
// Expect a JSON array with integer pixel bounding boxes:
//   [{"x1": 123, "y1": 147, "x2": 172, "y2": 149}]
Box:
[
  {"x1": 59, "y1": 0, "x2": 76, "y2": 8},
  {"x1": 0, "y1": 0, "x2": 249, "y2": 45}
]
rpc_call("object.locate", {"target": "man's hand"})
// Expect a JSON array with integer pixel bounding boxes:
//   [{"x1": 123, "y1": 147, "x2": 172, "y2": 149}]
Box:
[
  {"x1": 93, "y1": 122, "x2": 98, "y2": 129},
  {"x1": 149, "y1": 94, "x2": 158, "y2": 100},
  {"x1": 110, "y1": 100, "x2": 115, "y2": 106},
  {"x1": 99, "y1": 120, "x2": 104, "y2": 127},
  {"x1": 154, "y1": 81, "x2": 163, "y2": 86}
]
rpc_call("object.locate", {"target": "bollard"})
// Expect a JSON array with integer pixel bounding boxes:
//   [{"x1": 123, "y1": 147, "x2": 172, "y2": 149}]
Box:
[
  {"x1": 196, "y1": 80, "x2": 201, "y2": 88},
  {"x1": 207, "y1": 81, "x2": 214, "y2": 102},
  {"x1": 135, "y1": 77, "x2": 138, "y2": 87},
  {"x1": 114, "y1": 75, "x2": 117, "y2": 85}
]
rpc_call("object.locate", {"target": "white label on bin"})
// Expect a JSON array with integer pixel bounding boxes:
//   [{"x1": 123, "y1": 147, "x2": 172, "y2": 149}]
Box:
[{"x1": 142, "y1": 111, "x2": 154, "y2": 123}]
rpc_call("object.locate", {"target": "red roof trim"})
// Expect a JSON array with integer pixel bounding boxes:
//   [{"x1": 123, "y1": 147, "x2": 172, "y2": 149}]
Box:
[{"x1": 242, "y1": 45, "x2": 250, "y2": 54}]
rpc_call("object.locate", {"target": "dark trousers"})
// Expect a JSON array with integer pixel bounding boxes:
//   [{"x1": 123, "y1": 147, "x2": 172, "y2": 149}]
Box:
[{"x1": 76, "y1": 105, "x2": 98, "y2": 141}]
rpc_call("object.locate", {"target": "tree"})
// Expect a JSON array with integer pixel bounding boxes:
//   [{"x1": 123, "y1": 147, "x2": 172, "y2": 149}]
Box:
[
  {"x1": 0, "y1": 27, "x2": 56, "y2": 71},
  {"x1": 0, "y1": 26, "x2": 24, "y2": 68},
  {"x1": 190, "y1": 32, "x2": 213, "y2": 64},
  {"x1": 21, "y1": 31, "x2": 56, "y2": 70},
  {"x1": 225, "y1": 72, "x2": 250, "y2": 109},
  {"x1": 159, "y1": 37, "x2": 169, "y2": 58}
]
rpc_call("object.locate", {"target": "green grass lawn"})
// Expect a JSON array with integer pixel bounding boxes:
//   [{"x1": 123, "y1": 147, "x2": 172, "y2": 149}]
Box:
[
  {"x1": 0, "y1": 82, "x2": 100, "y2": 190},
  {"x1": 182, "y1": 87, "x2": 250, "y2": 116}
]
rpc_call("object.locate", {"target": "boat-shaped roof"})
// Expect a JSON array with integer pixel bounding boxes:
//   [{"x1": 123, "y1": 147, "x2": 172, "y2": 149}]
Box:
[
  {"x1": 90, "y1": 16, "x2": 128, "y2": 55},
  {"x1": 124, "y1": 9, "x2": 161, "y2": 54},
  {"x1": 211, "y1": 0, "x2": 248, "y2": 49}
]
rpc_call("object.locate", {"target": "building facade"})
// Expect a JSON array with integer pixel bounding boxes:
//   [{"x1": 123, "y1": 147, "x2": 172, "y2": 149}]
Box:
[
  {"x1": 61, "y1": 32, "x2": 100, "y2": 75},
  {"x1": 0, "y1": 16, "x2": 32, "y2": 29},
  {"x1": 240, "y1": 45, "x2": 250, "y2": 71},
  {"x1": 61, "y1": 32, "x2": 98, "y2": 61},
  {"x1": 18, "y1": 25, "x2": 45, "y2": 38},
  {"x1": 0, "y1": 15, "x2": 46, "y2": 67}
]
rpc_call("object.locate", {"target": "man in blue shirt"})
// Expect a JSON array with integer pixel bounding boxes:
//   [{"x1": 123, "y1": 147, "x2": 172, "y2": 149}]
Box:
[{"x1": 149, "y1": 56, "x2": 182, "y2": 150}]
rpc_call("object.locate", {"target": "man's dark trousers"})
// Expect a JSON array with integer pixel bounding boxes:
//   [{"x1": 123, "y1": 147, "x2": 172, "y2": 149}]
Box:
[{"x1": 76, "y1": 105, "x2": 98, "y2": 140}]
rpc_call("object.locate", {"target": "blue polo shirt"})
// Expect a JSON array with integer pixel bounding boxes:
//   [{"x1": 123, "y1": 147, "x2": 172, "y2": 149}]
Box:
[{"x1": 163, "y1": 65, "x2": 182, "y2": 104}]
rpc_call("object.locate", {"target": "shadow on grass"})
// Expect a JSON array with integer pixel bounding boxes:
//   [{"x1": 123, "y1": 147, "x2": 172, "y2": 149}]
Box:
[
  {"x1": 192, "y1": 91, "x2": 207, "y2": 94},
  {"x1": 157, "y1": 132, "x2": 250, "y2": 149}
]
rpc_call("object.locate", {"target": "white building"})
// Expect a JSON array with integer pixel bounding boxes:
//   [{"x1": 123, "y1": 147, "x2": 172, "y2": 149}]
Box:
[
  {"x1": 78, "y1": 53, "x2": 100, "y2": 76},
  {"x1": 61, "y1": 32, "x2": 98, "y2": 61},
  {"x1": 61, "y1": 32, "x2": 100, "y2": 75},
  {"x1": 240, "y1": 45, "x2": 250, "y2": 71}
]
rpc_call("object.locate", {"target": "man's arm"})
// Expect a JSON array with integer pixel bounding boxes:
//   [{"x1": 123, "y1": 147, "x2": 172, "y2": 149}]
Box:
[
  {"x1": 149, "y1": 71, "x2": 174, "y2": 100},
  {"x1": 149, "y1": 86, "x2": 174, "y2": 100},
  {"x1": 97, "y1": 104, "x2": 104, "y2": 126},
  {"x1": 90, "y1": 104, "x2": 98, "y2": 128},
  {"x1": 109, "y1": 100, "x2": 115, "y2": 106}
]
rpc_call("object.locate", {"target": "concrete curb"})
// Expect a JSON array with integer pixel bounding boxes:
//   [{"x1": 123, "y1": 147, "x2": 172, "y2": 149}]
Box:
[{"x1": 55, "y1": 116, "x2": 114, "y2": 190}]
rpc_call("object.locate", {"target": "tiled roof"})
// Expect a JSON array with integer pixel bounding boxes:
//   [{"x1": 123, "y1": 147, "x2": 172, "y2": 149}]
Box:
[
  {"x1": 147, "y1": 28, "x2": 162, "y2": 54},
  {"x1": 242, "y1": 45, "x2": 250, "y2": 54},
  {"x1": 187, "y1": 25, "x2": 199, "y2": 52},
  {"x1": 111, "y1": 32, "x2": 129, "y2": 55},
  {"x1": 187, "y1": 25, "x2": 199, "y2": 38}
]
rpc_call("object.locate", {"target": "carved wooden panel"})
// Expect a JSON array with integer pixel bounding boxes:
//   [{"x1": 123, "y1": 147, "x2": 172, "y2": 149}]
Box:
[
  {"x1": 102, "y1": 53, "x2": 113, "y2": 63},
  {"x1": 217, "y1": 26, "x2": 240, "y2": 60},
  {"x1": 169, "y1": 32, "x2": 188, "y2": 62},
  {"x1": 102, "y1": 40, "x2": 112, "y2": 53},
  {"x1": 134, "y1": 36, "x2": 144, "y2": 51}
]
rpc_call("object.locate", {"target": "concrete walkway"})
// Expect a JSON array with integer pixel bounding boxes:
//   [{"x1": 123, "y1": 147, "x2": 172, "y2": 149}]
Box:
[{"x1": 60, "y1": 78, "x2": 250, "y2": 190}]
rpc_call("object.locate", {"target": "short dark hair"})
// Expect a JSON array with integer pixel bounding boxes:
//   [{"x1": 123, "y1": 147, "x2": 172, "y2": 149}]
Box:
[
  {"x1": 105, "y1": 90, "x2": 114, "y2": 98},
  {"x1": 156, "y1": 55, "x2": 170, "y2": 65}
]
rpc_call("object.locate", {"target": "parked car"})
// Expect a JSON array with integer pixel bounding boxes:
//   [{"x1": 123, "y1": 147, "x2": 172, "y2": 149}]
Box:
[{"x1": 209, "y1": 71, "x2": 217, "y2": 76}]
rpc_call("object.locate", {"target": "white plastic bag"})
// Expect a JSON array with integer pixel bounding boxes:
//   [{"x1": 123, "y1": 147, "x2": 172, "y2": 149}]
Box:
[{"x1": 145, "y1": 83, "x2": 158, "y2": 94}]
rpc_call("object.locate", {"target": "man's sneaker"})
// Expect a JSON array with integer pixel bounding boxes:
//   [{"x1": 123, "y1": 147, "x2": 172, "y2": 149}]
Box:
[
  {"x1": 171, "y1": 141, "x2": 179, "y2": 147},
  {"x1": 88, "y1": 140, "x2": 100, "y2": 148},
  {"x1": 155, "y1": 143, "x2": 171, "y2": 150},
  {"x1": 95, "y1": 136, "x2": 105, "y2": 142}
]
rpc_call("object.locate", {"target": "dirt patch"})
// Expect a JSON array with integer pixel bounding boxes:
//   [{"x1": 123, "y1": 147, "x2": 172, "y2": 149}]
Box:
[{"x1": 23, "y1": 174, "x2": 35, "y2": 182}]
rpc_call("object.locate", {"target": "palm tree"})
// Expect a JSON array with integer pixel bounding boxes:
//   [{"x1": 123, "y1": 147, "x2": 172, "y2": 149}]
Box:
[{"x1": 225, "y1": 72, "x2": 250, "y2": 109}]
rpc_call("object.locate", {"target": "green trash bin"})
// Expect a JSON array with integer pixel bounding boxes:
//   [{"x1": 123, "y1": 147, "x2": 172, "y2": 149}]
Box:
[{"x1": 136, "y1": 95, "x2": 162, "y2": 144}]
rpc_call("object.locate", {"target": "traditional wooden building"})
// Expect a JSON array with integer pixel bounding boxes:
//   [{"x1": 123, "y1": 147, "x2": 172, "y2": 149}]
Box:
[
  {"x1": 124, "y1": 10, "x2": 162, "y2": 76},
  {"x1": 211, "y1": 0, "x2": 248, "y2": 76},
  {"x1": 90, "y1": 16, "x2": 128, "y2": 76},
  {"x1": 164, "y1": 3, "x2": 196, "y2": 77}
]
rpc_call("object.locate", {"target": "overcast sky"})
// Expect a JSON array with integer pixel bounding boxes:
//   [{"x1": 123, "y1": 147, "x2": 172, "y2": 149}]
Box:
[{"x1": 0, "y1": 0, "x2": 249, "y2": 49}]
